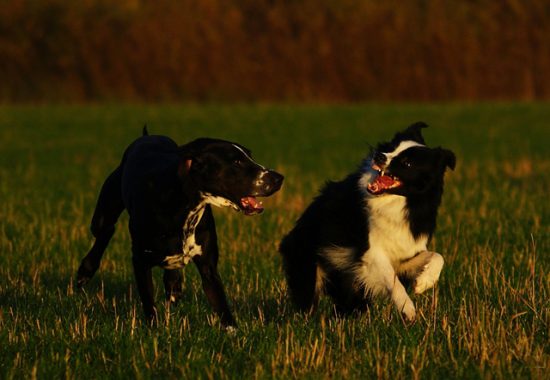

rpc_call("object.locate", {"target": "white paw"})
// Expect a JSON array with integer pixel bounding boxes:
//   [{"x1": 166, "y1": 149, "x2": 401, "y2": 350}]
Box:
[
  {"x1": 414, "y1": 253, "x2": 444, "y2": 294},
  {"x1": 224, "y1": 325, "x2": 238, "y2": 335},
  {"x1": 401, "y1": 300, "x2": 416, "y2": 322}
]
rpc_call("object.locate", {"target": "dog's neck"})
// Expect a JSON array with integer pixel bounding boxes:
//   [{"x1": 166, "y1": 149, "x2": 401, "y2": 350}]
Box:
[
  {"x1": 182, "y1": 192, "x2": 236, "y2": 254},
  {"x1": 165, "y1": 193, "x2": 236, "y2": 269}
]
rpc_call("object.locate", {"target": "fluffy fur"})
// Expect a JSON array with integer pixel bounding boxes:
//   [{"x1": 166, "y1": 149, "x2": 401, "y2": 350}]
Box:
[{"x1": 279, "y1": 122, "x2": 455, "y2": 321}]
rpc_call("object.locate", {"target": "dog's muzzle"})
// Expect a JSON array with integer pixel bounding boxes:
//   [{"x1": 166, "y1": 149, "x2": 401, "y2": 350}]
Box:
[{"x1": 252, "y1": 170, "x2": 284, "y2": 197}]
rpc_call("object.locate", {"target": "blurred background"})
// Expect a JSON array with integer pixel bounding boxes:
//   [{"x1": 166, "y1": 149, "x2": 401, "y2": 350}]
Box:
[{"x1": 2, "y1": 0, "x2": 549, "y2": 103}]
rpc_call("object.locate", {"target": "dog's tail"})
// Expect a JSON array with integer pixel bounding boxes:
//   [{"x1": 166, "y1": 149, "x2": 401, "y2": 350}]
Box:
[
  {"x1": 77, "y1": 166, "x2": 124, "y2": 288},
  {"x1": 279, "y1": 230, "x2": 321, "y2": 313},
  {"x1": 142, "y1": 124, "x2": 149, "y2": 136}
]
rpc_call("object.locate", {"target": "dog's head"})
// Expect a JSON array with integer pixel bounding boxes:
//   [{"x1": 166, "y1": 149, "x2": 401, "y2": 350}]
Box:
[
  {"x1": 365, "y1": 122, "x2": 455, "y2": 196},
  {"x1": 179, "y1": 138, "x2": 283, "y2": 215}
]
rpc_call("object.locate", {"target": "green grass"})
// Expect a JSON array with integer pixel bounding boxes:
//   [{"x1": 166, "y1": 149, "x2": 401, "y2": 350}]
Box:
[{"x1": 0, "y1": 103, "x2": 548, "y2": 379}]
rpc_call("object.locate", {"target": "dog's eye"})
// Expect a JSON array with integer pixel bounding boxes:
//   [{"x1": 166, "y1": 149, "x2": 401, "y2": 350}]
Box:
[
  {"x1": 233, "y1": 159, "x2": 243, "y2": 166},
  {"x1": 402, "y1": 158, "x2": 412, "y2": 168}
]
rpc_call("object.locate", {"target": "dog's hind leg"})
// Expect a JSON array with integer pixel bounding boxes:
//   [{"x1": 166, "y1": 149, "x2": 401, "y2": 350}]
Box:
[
  {"x1": 132, "y1": 255, "x2": 157, "y2": 323},
  {"x1": 163, "y1": 269, "x2": 183, "y2": 304},
  {"x1": 279, "y1": 235, "x2": 321, "y2": 313},
  {"x1": 77, "y1": 167, "x2": 125, "y2": 287}
]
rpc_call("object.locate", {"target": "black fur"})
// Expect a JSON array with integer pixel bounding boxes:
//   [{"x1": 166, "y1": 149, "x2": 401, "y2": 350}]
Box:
[
  {"x1": 77, "y1": 131, "x2": 283, "y2": 326},
  {"x1": 280, "y1": 123, "x2": 455, "y2": 316}
]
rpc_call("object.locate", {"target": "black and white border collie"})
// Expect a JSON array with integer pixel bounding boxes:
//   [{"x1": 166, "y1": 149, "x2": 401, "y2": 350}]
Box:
[
  {"x1": 279, "y1": 123, "x2": 455, "y2": 322},
  {"x1": 77, "y1": 128, "x2": 283, "y2": 327}
]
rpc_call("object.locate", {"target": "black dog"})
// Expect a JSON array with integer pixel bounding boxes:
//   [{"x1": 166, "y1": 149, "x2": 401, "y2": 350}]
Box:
[
  {"x1": 279, "y1": 123, "x2": 455, "y2": 322},
  {"x1": 77, "y1": 128, "x2": 283, "y2": 327}
]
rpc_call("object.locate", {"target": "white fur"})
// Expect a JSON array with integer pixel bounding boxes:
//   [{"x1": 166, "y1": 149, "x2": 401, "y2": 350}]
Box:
[
  {"x1": 254, "y1": 170, "x2": 270, "y2": 188},
  {"x1": 162, "y1": 201, "x2": 207, "y2": 269},
  {"x1": 367, "y1": 195, "x2": 428, "y2": 264},
  {"x1": 201, "y1": 192, "x2": 239, "y2": 210},
  {"x1": 358, "y1": 140, "x2": 425, "y2": 190},
  {"x1": 162, "y1": 193, "x2": 238, "y2": 269},
  {"x1": 353, "y1": 193, "x2": 429, "y2": 321},
  {"x1": 383, "y1": 140, "x2": 425, "y2": 166},
  {"x1": 413, "y1": 252, "x2": 444, "y2": 294},
  {"x1": 322, "y1": 139, "x2": 440, "y2": 321},
  {"x1": 323, "y1": 246, "x2": 355, "y2": 270},
  {"x1": 232, "y1": 144, "x2": 266, "y2": 170}
]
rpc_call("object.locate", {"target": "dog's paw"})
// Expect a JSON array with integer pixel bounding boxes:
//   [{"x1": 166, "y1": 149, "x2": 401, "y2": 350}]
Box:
[
  {"x1": 224, "y1": 325, "x2": 238, "y2": 336},
  {"x1": 414, "y1": 253, "x2": 444, "y2": 294},
  {"x1": 76, "y1": 276, "x2": 90, "y2": 289},
  {"x1": 165, "y1": 291, "x2": 183, "y2": 305},
  {"x1": 400, "y1": 300, "x2": 416, "y2": 323},
  {"x1": 76, "y1": 260, "x2": 100, "y2": 288}
]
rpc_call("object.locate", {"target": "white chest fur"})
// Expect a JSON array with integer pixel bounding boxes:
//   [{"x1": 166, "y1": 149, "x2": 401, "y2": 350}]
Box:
[
  {"x1": 366, "y1": 195, "x2": 428, "y2": 264},
  {"x1": 162, "y1": 202, "x2": 206, "y2": 269},
  {"x1": 162, "y1": 193, "x2": 237, "y2": 269}
]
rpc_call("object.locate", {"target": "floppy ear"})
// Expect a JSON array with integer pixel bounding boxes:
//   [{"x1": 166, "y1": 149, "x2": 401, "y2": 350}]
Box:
[
  {"x1": 439, "y1": 148, "x2": 456, "y2": 171},
  {"x1": 178, "y1": 158, "x2": 193, "y2": 177}
]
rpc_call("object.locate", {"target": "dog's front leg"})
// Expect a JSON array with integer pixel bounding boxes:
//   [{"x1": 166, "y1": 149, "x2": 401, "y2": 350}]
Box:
[
  {"x1": 163, "y1": 269, "x2": 183, "y2": 303},
  {"x1": 361, "y1": 252, "x2": 416, "y2": 322},
  {"x1": 193, "y1": 254, "x2": 237, "y2": 328},
  {"x1": 193, "y1": 206, "x2": 237, "y2": 328},
  {"x1": 411, "y1": 251, "x2": 444, "y2": 295},
  {"x1": 132, "y1": 255, "x2": 157, "y2": 323}
]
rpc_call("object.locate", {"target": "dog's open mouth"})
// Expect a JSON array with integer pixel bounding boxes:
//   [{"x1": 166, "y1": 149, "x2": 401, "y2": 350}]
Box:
[
  {"x1": 367, "y1": 170, "x2": 402, "y2": 195},
  {"x1": 240, "y1": 196, "x2": 264, "y2": 215}
]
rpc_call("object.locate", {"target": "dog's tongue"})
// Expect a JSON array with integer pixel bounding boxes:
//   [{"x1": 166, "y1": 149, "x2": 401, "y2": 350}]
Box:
[
  {"x1": 367, "y1": 175, "x2": 398, "y2": 194},
  {"x1": 240, "y1": 196, "x2": 264, "y2": 215}
]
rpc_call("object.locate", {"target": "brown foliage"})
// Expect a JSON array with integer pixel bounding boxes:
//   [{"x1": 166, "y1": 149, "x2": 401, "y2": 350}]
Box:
[{"x1": 1, "y1": 0, "x2": 549, "y2": 102}]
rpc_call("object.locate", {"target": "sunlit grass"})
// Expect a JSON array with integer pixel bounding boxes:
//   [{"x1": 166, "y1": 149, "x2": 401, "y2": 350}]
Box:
[{"x1": 0, "y1": 104, "x2": 548, "y2": 379}]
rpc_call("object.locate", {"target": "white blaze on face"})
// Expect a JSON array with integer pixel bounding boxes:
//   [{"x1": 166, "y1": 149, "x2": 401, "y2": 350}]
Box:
[
  {"x1": 358, "y1": 140, "x2": 424, "y2": 194},
  {"x1": 232, "y1": 143, "x2": 271, "y2": 188},
  {"x1": 382, "y1": 140, "x2": 425, "y2": 167},
  {"x1": 232, "y1": 144, "x2": 266, "y2": 170}
]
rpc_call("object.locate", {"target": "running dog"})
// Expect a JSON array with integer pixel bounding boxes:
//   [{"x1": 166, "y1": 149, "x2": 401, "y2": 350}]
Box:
[{"x1": 279, "y1": 123, "x2": 454, "y2": 322}]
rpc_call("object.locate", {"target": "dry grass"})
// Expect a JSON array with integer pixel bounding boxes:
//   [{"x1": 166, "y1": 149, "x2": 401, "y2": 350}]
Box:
[{"x1": 0, "y1": 103, "x2": 548, "y2": 379}]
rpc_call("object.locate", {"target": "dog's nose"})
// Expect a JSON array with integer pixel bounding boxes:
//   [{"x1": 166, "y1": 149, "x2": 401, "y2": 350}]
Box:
[
  {"x1": 271, "y1": 172, "x2": 284, "y2": 190},
  {"x1": 256, "y1": 170, "x2": 284, "y2": 195}
]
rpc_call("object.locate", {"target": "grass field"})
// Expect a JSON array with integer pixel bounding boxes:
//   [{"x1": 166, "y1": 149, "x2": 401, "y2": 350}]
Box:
[{"x1": 0, "y1": 103, "x2": 548, "y2": 379}]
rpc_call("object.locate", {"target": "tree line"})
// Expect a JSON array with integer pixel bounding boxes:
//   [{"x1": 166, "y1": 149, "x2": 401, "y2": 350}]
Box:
[{"x1": 1, "y1": 0, "x2": 548, "y2": 102}]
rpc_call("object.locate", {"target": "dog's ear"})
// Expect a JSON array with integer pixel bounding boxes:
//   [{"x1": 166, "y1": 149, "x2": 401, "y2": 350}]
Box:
[
  {"x1": 178, "y1": 157, "x2": 193, "y2": 177},
  {"x1": 393, "y1": 122, "x2": 427, "y2": 145},
  {"x1": 439, "y1": 148, "x2": 456, "y2": 171}
]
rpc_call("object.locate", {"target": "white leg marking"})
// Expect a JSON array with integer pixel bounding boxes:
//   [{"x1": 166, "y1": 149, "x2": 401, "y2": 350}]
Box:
[
  {"x1": 414, "y1": 252, "x2": 444, "y2": 294},
  {"x1": 232, "y1": 144, "x2": 266, "y2": 170},
  {"x1": 356, "y1": 250, "x2": 416, "y2": 322}
]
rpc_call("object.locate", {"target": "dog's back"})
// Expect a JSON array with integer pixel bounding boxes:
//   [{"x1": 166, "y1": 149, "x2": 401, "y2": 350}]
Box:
[{"x1": 279, "y1": 172, "x2": 369, "y2": 312}]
